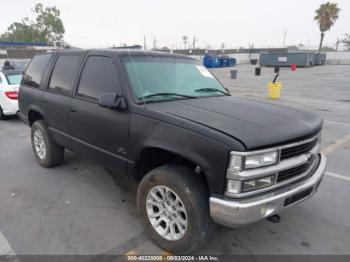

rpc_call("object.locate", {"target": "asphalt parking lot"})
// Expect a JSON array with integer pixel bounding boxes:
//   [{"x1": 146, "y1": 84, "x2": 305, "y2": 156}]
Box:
[{"x1": 0, "y1": 64, "x2": 349, "y2": 256}]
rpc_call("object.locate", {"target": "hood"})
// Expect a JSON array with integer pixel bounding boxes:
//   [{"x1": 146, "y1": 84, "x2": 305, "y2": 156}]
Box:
[{"x1": 146, "y1": 96, "x2": 322, "y2": 150}]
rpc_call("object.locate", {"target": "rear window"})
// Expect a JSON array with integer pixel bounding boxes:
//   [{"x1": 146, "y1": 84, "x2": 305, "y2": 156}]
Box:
[
  {"x1": 22, "y1": 54, "x2": 52, "y2": 88},
  {"x1": 6, "y1": 74, "x2": 23, "y2": 85},
  {"x1": 49, "y1": 55, "x2": 81, "y2": 94}
]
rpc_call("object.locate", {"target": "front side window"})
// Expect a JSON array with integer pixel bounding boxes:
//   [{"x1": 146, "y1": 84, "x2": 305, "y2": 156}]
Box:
[
  {"x1": 121, "y1": 56, "x2": 228, "y2": 103},
  {"x1": 77, "y1": 56, "x2": 119, "y2": 100},
  {"x1": 22, "y1": 54, "x2": 52, "y2": 88},
  {"x1": 49, "y1": 55, "x2": 81, "y2": 94}
]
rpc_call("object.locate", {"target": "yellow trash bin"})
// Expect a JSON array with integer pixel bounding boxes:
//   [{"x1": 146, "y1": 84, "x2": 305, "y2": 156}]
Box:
[{"x1": 268, "y1": 81, "x2": 282, "y2": 99}]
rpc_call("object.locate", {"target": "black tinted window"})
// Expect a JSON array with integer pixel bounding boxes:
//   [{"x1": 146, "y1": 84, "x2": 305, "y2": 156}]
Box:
[
  {"x1": 49, "y1": 55, "x2": 80, "y2": 94},
  {"x1": 77, "y1": 56, "x2": 119, "y2": 99},
  {"x1": 22, "y1": 54, "x2": 52, "y2": 88}
]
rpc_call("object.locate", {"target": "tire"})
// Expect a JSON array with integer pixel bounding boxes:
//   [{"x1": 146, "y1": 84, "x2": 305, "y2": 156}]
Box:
[
  {"x1": 31, "y1": 120, "x2": 64, "y2": 168},
  {"x1": 0, "y1": 107, "x2": 6, "y2": 120},
  {"x1": 137, "y1": 164, "x2": 214, "y2": 254}
]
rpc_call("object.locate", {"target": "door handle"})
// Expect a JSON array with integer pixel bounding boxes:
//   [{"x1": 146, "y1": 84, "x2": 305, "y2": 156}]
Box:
[{"x1": 70, "y1": 107, "x2": 77, "y2": 113}]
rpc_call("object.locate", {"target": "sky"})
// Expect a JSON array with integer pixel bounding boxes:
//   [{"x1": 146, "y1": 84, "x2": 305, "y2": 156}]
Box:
[{"x1": 1, "y1": 0, "x2": 349, "y2": 50}]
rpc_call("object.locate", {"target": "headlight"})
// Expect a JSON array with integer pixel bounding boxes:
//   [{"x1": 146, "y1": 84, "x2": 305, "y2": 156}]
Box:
[
  {"x1": 226, "y1": 175, "x2": 275, "y2": 194},
  {"x1": 244, "y1": 151, "x2": 278, "y2": 169},
  {"x1": 228, "y1": 151, "x2": 278, "y2": 171},
  {"x1": 226, "y1": 150, "x2": 279, "y2": 195},
  {"x1": 242, "y1": 175, "x2": 275, "y2": 192}
]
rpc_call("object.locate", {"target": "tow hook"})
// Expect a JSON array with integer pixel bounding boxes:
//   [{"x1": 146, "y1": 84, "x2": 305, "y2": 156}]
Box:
[{"x1": 266, "y1": 214, "x2": 281, "y2": 223}]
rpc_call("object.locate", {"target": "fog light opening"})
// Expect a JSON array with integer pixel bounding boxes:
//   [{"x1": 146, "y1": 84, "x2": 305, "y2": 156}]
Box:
[{"x1": 260, "y1": 203, "x2": 275, "y2": 217}]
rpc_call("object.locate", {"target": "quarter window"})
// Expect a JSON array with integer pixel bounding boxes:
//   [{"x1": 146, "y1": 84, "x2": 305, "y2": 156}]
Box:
[
  {"x1": 77, "y1": 56, "x2": 119, "y2": 100},
  {"x1": 22, "y1": 54, "x2": 52, "y2": 88},
  {"x1": 49, "y1": 55, "x2": 80, "y2": 94}
]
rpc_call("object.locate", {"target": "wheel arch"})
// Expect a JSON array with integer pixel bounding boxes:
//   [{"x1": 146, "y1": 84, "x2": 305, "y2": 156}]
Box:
[
  {"x1": 135, "y1": 145, "x2": 211, "y2": 193},
  {"x1": 27, "y1": 106, "x2": 45, "y2": 126}
]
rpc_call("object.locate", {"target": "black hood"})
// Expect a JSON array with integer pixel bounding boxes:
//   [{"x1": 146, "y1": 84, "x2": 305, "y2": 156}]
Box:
[{"x1": 146, "y1": 96, "x2": 322, "y2": 150}]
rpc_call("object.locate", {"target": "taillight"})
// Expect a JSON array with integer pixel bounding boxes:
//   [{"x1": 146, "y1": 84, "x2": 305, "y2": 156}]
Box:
[{"x1": 5, "y1": 91, "x2": 18, "y2": 100}]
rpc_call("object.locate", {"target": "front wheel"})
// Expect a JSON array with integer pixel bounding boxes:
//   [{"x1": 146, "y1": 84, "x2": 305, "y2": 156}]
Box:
[{"x1": 137, "y1": 164, "x2": 214, "y2": 254}]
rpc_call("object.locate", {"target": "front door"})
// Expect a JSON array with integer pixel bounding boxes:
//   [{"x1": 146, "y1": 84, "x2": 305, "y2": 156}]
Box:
[{"x1": 69, "y1": 54, "x2": 130, "y2": 174}]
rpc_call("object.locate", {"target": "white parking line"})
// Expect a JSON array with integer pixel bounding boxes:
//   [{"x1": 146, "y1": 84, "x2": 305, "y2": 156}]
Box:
[
  {"x1": 0, "y1": 231, "x2": 15, "y2": 256},
  {"x1": 326, "y1": 172, "x2": 350, "y2": 182}
]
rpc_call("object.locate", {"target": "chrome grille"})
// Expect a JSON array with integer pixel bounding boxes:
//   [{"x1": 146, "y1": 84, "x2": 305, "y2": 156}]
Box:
[
  {"x1": 277, "y1": 161, "x2": 313, "y2": 183},
  {"x1": 280, "y1": 138, "x2": 318, "y2": 160}
]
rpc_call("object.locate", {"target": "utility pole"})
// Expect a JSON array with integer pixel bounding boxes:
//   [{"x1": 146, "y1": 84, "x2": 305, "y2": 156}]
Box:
[
  {"x1": 152, "y1": 37, "x2": 157, "y2": 50},
  {"x1": 335, "y1": 38, "x2": 340, "y2": 51},
  {"x1": 283, "y1": 30, "x2": 287, "y2": 48},
  {"x1": 182, "y1": 36, "x2": 188, "y2": 50},
  {"x1": 144, "y1": 35, "x2": 147, "y2": 50},
  {"x1": 221, "y1": 42, "x2": 225, "y2": 53},
  {"x1": 192, "y1": 36, "x2": 197, "y2": 50}
]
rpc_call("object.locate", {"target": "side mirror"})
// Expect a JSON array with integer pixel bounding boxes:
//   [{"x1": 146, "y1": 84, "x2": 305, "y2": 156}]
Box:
[{"x1": 98, "y1": 93, "x2": 126, "y2": 110}]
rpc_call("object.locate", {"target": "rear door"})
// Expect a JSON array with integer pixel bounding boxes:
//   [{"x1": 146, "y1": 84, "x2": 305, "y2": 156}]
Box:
[
  {"x1": 19, "y1": 54, "x2": 53, "y2": 122},
  {"x1": 69, "y1": 53, "x2": 130, "y2": 173},
  {"x1": 42, "y1": 52, "x2": 83, "y2": 147}
]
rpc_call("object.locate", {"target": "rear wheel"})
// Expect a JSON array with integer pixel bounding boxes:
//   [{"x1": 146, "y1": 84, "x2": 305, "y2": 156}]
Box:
[
  {"x1": 31, "y1": 120, "x2": 64, "y2": 167},
  {"x1": 137, "y1": 164, "x2": 214, "y2": 254},
  {"x1": 0, "y1": 107, "x2": 6, "y2": 120}
]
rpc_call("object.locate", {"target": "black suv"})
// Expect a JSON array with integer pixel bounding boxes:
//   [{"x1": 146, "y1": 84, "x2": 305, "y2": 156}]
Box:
[{"x1": 19, "y1": 50, "x2": 326, "y2": 253}]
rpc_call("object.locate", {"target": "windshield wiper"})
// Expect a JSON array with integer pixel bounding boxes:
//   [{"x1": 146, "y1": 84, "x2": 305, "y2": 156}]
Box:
[
  {"x1": 194, "y1": 88, "x2": 230, "y2": 96},
  {"x1": 139, "y1": 92, "x2": 197, "y2": 100}
]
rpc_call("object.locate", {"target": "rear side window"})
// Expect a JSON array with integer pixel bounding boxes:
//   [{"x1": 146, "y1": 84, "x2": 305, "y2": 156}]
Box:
[
  {"x1": 22, "y1": 54, "x2": 52, "y2": 88},
  {"x1": 77, "y1": 56, "x2": 119, "y2": 100},
  {"x1": 49, "y1": 55, "x2": 80, "y2": 94}
]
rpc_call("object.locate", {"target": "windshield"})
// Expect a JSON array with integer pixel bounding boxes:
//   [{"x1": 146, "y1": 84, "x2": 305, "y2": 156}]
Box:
[
  {"x1": 6, "y1": 74, "x2": 23, "y2": 85},
  {"x1": 122, "y1": 56, "x2": 228, "y2": 103}
]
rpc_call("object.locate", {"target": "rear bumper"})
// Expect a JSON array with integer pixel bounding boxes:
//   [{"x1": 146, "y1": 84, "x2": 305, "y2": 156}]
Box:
[
  {"x1": 1, "y1": 101, "x2": 18, "y2": 116},
  {"x1": 209, "y1": 154, "x2": 326, "y2": 228}
]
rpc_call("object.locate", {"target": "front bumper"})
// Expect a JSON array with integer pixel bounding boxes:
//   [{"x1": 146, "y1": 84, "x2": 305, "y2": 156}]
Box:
[{"x1": 209, "y1": 154, "x2": 326, "y2": 228}]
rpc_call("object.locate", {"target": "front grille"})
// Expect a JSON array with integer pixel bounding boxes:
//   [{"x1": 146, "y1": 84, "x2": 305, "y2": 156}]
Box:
[
  {"x1": 280, "y1": 139, "x2": 318, "y2": 160},
  {"x1": 277, "y1": 161, "x2": 313, "y2": 183},
  {"x1": 284, "y1": 187, "x2": 313, "y2": 206}
]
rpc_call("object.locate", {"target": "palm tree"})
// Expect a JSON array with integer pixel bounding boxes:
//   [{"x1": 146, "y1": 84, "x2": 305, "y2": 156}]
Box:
[{"x1": 314, "y1": 2, "x2": 340, "y2": 51}]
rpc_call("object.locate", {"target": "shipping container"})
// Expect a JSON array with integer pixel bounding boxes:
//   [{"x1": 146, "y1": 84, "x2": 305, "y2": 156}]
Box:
[
  {"x1": 314, "y1": 53, "x2": 326, "y2": 65},
  {"x1": 259, "y1": 52, "x2": 316, "y2": 67}
]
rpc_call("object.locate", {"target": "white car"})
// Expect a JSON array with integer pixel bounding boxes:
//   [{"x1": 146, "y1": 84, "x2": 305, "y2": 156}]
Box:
[{"x1": 0, "y1": 70, "x2": 23, "y2": 120}]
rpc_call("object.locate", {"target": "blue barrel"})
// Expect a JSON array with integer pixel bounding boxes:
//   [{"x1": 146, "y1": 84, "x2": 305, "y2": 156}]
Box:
[
  {"x1": 227, "y1": 58, "x2": 236, "y2": 67},
  {"x1": 219, "y1": 57, "x2": 228, "y2": 67},
  {"x1": 203, "y1": 55, "x2": 221, "y2": 68}
]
